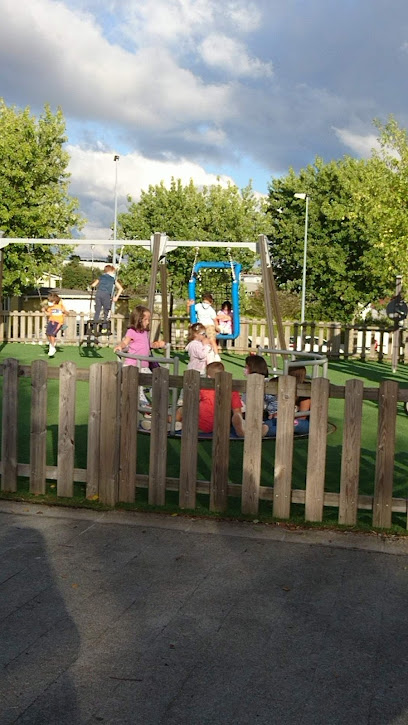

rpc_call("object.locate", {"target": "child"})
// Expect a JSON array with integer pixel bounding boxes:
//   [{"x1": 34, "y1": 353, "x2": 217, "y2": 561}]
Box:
[
  {"x1": 187, "y1": 292, "x2": 220, "y2": 359},
  {"x1": 114, "y1": 305, "x2": 165, "y2": 407},
  {"x1": 44, "y1": 292, "x2": 67, "y2": 357},
  {"x1": 185, "y1": 323, "x2": 211, "y2": 374},
  {"x1": 216, "y1": 300, "x2": 233, "y2": 335},
  {"x1": 262, "y1": 366, "x2": 310, "y2": 437},
  {"x1": 177, "y1": 322, "x2": 210, "y2": 407},
  {"x1": 91, "y1": 264, "x2": 123, "y2": 324},
  {"x1": 176, "y1": 361, "x2": 245, "y2": 437},
  {"x1": 242, "y1": 354, "x2": 278, "y2": 419}
]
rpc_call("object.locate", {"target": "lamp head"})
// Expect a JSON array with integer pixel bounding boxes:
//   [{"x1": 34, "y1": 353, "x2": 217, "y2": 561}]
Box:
[
  {"x1": 294, "y1": 192, "x2": 307, "y2": 200},
  {"x1": 113, "y1": 154, "x2": 119, "y2": 161}
]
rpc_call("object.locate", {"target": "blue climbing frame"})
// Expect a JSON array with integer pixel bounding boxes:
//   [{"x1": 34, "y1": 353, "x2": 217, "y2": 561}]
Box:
[{"x1": 188, "y1": 260, "x2": 242, "y2": 340}]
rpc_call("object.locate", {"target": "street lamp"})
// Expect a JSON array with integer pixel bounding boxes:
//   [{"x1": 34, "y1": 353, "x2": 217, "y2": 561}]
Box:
[
  {"x1": 294, "y1": 192, "x2": 309, "y2": 324},
  {"x1": 112, "y1": 154, "x2": 120, "y2": 266}
]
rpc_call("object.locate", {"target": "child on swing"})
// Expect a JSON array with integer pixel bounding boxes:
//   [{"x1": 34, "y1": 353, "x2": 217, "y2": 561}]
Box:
[{"x1": 216, "y1": 300, "x2": 233, "y2": 335}]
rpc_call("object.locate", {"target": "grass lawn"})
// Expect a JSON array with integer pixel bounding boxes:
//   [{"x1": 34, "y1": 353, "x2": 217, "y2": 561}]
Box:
[{"x1": 1, "y1": 342, "x2": 408, "y2": 529}]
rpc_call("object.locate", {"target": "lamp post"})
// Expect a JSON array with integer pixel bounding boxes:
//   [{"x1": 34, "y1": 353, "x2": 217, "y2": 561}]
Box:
[
  {"x1": 112, "y1": 154, "x2": 119, "y2": 266},
  {"x1": 294, "y1": 192, "x2": 309, "y2": 324}
]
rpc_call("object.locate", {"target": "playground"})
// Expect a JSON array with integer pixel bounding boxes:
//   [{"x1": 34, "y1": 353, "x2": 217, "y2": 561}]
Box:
[{"x1": 0, "y1": 233, "x2": 408, "y2": 531}]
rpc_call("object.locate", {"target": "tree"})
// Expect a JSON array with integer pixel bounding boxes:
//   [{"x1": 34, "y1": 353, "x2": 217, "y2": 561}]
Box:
[
  {"x1": 118, "y1": 178, "x2": 269, "y2": 299},
  {"x1": 0, "y1": 100, "x2": 84, "y2": 295},
  {"x1": 267, "y1": 134, "x2": 408, "y2": 322},
  {"x1": 61, "y1": 257, "x2": 94, "y2": 290}
]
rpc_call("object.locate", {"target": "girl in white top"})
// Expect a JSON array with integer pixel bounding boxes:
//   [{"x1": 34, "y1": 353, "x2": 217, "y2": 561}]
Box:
[{"x1": 185, "y1": 323, "x2": 211, "y2": 373}]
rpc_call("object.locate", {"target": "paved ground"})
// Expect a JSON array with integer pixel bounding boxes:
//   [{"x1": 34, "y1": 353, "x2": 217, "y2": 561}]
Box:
[{"x1": 1, "y1": 501, "x2": 408, "y2": 725}]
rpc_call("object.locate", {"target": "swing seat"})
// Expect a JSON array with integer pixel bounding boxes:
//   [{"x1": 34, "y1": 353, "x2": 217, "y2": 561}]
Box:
[{"x1": 188, "y1": 260, "x2": 242, "y2": 340}]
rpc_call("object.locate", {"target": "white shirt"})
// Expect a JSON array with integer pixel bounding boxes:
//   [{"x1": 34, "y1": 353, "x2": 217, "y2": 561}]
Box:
[{"x1": 195, "y1": 302, "x2": 217, "y2": 327}]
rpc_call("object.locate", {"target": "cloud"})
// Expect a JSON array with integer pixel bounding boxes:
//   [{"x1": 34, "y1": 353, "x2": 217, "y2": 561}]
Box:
[
  {"x1": 333, "y1": 128, "x2": 381, "y2": 157},
  {"x1": 199, "y1": 33, "x2": 273, "y2": 77},
  {"x1": 67, "y1": 144, "x2": 236, "y2": 246}
]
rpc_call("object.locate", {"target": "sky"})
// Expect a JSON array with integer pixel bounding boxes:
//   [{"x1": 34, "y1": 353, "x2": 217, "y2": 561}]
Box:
[{"x1": 1, "y1": 0, "x2": 408, "y2": 256}]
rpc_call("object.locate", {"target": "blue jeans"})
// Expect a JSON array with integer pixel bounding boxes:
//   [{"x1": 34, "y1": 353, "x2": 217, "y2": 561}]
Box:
[{"x1": 263, "y1": 418, "x2": 309, "y2": 437}]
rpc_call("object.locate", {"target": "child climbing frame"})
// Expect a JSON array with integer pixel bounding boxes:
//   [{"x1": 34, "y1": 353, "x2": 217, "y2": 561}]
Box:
[{"x1": 188, "y1": 260, "x2": 242, "y2": 340}]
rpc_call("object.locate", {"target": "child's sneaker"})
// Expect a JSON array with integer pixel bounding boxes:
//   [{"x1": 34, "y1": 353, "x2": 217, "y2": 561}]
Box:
[
  {"x1": 174, "y1": 422, "x2": 182, "y2": 432},
  {"x1": 140, "y1": 419, "x2": 152, "y2": 431},
  {"x1": 48, "y1": 346, "x2": 56, "y2": 357}
]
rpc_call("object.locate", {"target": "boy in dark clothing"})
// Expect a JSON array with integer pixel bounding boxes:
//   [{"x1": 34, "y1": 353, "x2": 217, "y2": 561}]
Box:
[{"x1": 90, "y1": 264, "x2": 123, "y2": 323}]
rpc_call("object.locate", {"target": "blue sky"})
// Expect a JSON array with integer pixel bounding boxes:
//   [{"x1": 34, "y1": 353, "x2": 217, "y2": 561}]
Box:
[{"x1": 1, "y1": 0, "x2": 408, "y2": 250}]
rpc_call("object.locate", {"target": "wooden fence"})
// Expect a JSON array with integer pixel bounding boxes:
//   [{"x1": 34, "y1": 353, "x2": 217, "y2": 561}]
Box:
[
  {"x1": 1, "y1": 309, "x2": 407, "y2": 361},
  {"x1": 1, "y1": 359, "x2": 407, "y2": 529}
]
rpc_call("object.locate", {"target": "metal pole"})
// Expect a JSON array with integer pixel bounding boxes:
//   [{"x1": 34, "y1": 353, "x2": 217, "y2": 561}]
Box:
[
  {"x1": 391, "y1": 275, "x2": 402, "y2": 373},
  {"x1": 300, "y1": 195, "x2": 309, "y2": 324},
  {"x1": 112, "y1": 155, "x2": 119, "y2": 266}
]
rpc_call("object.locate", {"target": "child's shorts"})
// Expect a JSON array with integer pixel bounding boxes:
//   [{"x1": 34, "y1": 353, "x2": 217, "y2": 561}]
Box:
[
  {"x1": 46, "y1": 321, "x2": 60, "y2": 336},
  {"x1": 204, "y1": 325, "x2": 216, "y2": 341}
]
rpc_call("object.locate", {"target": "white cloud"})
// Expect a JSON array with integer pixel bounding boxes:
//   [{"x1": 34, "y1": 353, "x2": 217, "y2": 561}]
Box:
[
  {"x1": 199, "y1": 33, "x2": 273, "y2": 77},
  {"x1": 226, "y1": 1, "x2": 262, "y2": 32},
  {"x1": 67, "y1": 145, "x2": 236, "y2": 242},
  {"x1": 333, "y1": 127, "x2": 380, "y2": 157},
  {"x1": 0, "y1": 0, "x2": 234, "y2": 128}
]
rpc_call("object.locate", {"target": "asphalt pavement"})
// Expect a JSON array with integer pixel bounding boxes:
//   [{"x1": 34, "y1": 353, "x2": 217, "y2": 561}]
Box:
[{"x1": 1, "y1": 500, "x2": 408, "y2": 725}]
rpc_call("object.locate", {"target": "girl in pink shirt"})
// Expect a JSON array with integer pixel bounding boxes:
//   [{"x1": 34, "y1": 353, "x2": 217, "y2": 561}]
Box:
[{"x1": 115, "y1": 306, "x2": 165, "y2": 406}]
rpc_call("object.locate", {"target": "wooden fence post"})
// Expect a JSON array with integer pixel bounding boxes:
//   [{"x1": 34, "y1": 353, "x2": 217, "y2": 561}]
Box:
[
  {"x1": 179, "y1": 370, "x2": 200, "y2": 510},
  {"x1": 210, "y1": 371, "x2": 232, "y2": 512},
  {"x1": 30, "y1": 359, "x2": 48, "y2": 494},
  {"x1": 57, "y1": 361, "x2": 77, "y2": 498},
  {"x1": 99, "y1": 362, "x2": 121, "y2": 506},
  {"x1": 118, "y1": 365, "x2": 139, "y2": 503},
  {"x1": 241, "y1": 373, "x2": 265, "y2": 515},
  {"x1": 338, "y1": 379, "x2": 364, "y2": 525},
  {"x1": 273, "y1": 374, "x2": 296, "y2": 519},
  {"x1": 305, "y1": 377, "x2": 329, "y2": 522},
  {"x1": 148, "y1": 367, "x2": 169, "y2": 506},
  {"x1": 373, "y1": 380, "x2": 399, "y2": 528},
  {"x1": 1, "y1": 358, "x2": 19, "y2": 492},
  {"x1": 86, "y1": 363, "x2": 102, "y2": 499}
]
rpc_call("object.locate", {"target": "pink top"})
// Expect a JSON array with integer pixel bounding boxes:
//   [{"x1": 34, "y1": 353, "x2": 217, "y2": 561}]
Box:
[
  {"x1": 123, "y1": 328, "x2": 150, "y2": 367},
  {"x1": 186, "y1": 339, "x2": 208, "y2": 372}
]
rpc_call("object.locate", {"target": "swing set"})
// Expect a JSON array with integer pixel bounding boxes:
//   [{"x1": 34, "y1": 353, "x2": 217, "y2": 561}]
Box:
[{"x1": 0, "y1": 233, "x2": 287, "y2": 362}]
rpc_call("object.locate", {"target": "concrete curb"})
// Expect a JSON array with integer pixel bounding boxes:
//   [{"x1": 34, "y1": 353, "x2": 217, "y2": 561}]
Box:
[{"x1": 1, "y1": 499, "x2": 407, "y2": 556}]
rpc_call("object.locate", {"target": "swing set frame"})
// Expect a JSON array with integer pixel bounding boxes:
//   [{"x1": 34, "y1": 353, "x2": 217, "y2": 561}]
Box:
[{"x1": 0, "y1": 234, "x2": 286, "y2": 359}]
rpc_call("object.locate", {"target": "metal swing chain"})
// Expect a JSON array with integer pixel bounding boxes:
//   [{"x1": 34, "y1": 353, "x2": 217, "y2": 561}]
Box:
[
  {"x1": 227, "y1": 247, "x2": 236, "y2": 282},
  {"x1": 189, "y1": 246, "x2": 200, "y2": 282}
]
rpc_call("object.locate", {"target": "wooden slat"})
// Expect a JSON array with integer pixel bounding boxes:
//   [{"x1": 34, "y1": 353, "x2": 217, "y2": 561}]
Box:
[
  {"x1": 57, "y1": 361, "x2": 77, "y2": 498},
  {"x1": 1, "y1": 358, "x2": 19, "y2": 492},
  {"x1": 210, "y1": 371, "x2": 232, "y2": 512},
  {"x1": 118, "y1": 366, "x2": 139, "y2": 503},
  {"x1": 86, "y1": 364, "x2": 102, "y2": 499},
  {"x1": 273, "y1": 374, "x2": 296, "y2": 519},
  {"x1": 373, "y1": 379, "x2": 399, "y2": 528},
  {"x1": 242, "y1": 373, "x2": 265, "y2": 515},
  {"x1": 338, "y1": 379, "x2": 363, "y2": 524},
  {"x1": 29, "y1": 359, "x2": 48, "y2": 494},
  {"x1": 305, "y1": 377, "x2": 329, "y2": 521},
  {"x1": 148, "y1": 367, "x2": 169, "y2": 505},
  {"x1": 99, "y1": 362, "x2": 120, "y2": 505},
  {"x1": 179, "y1": 370, "x2": 200, "y2": 509}
]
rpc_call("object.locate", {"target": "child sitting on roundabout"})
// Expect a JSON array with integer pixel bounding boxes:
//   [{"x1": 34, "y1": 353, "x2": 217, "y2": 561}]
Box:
[
  {"x1": 174, "y1": 361, "x2": 246, "y2": 438},
  {"x1": 262, "y1": 365, "x2": 311, "y2": 437}
]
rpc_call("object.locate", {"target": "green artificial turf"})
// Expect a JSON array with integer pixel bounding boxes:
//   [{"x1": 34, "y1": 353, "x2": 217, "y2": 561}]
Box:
[{"x1": 1, "y1": 343, "x2": 408, "y2": 529}]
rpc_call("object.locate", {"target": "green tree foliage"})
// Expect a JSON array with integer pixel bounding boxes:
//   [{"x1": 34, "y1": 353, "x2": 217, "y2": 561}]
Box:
[
  {"x1": 118, "y1": 178, "x2": 268, "y2": 300},
  {"x1": 61, "y1": 256, "x2": 94, "y2": 290},
  {"x1": 267, "y1": 119, "x2": 408, "y2": 321},
  {"x1": 0, "y1": 100, "x2": 83, "y2": 295}
]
